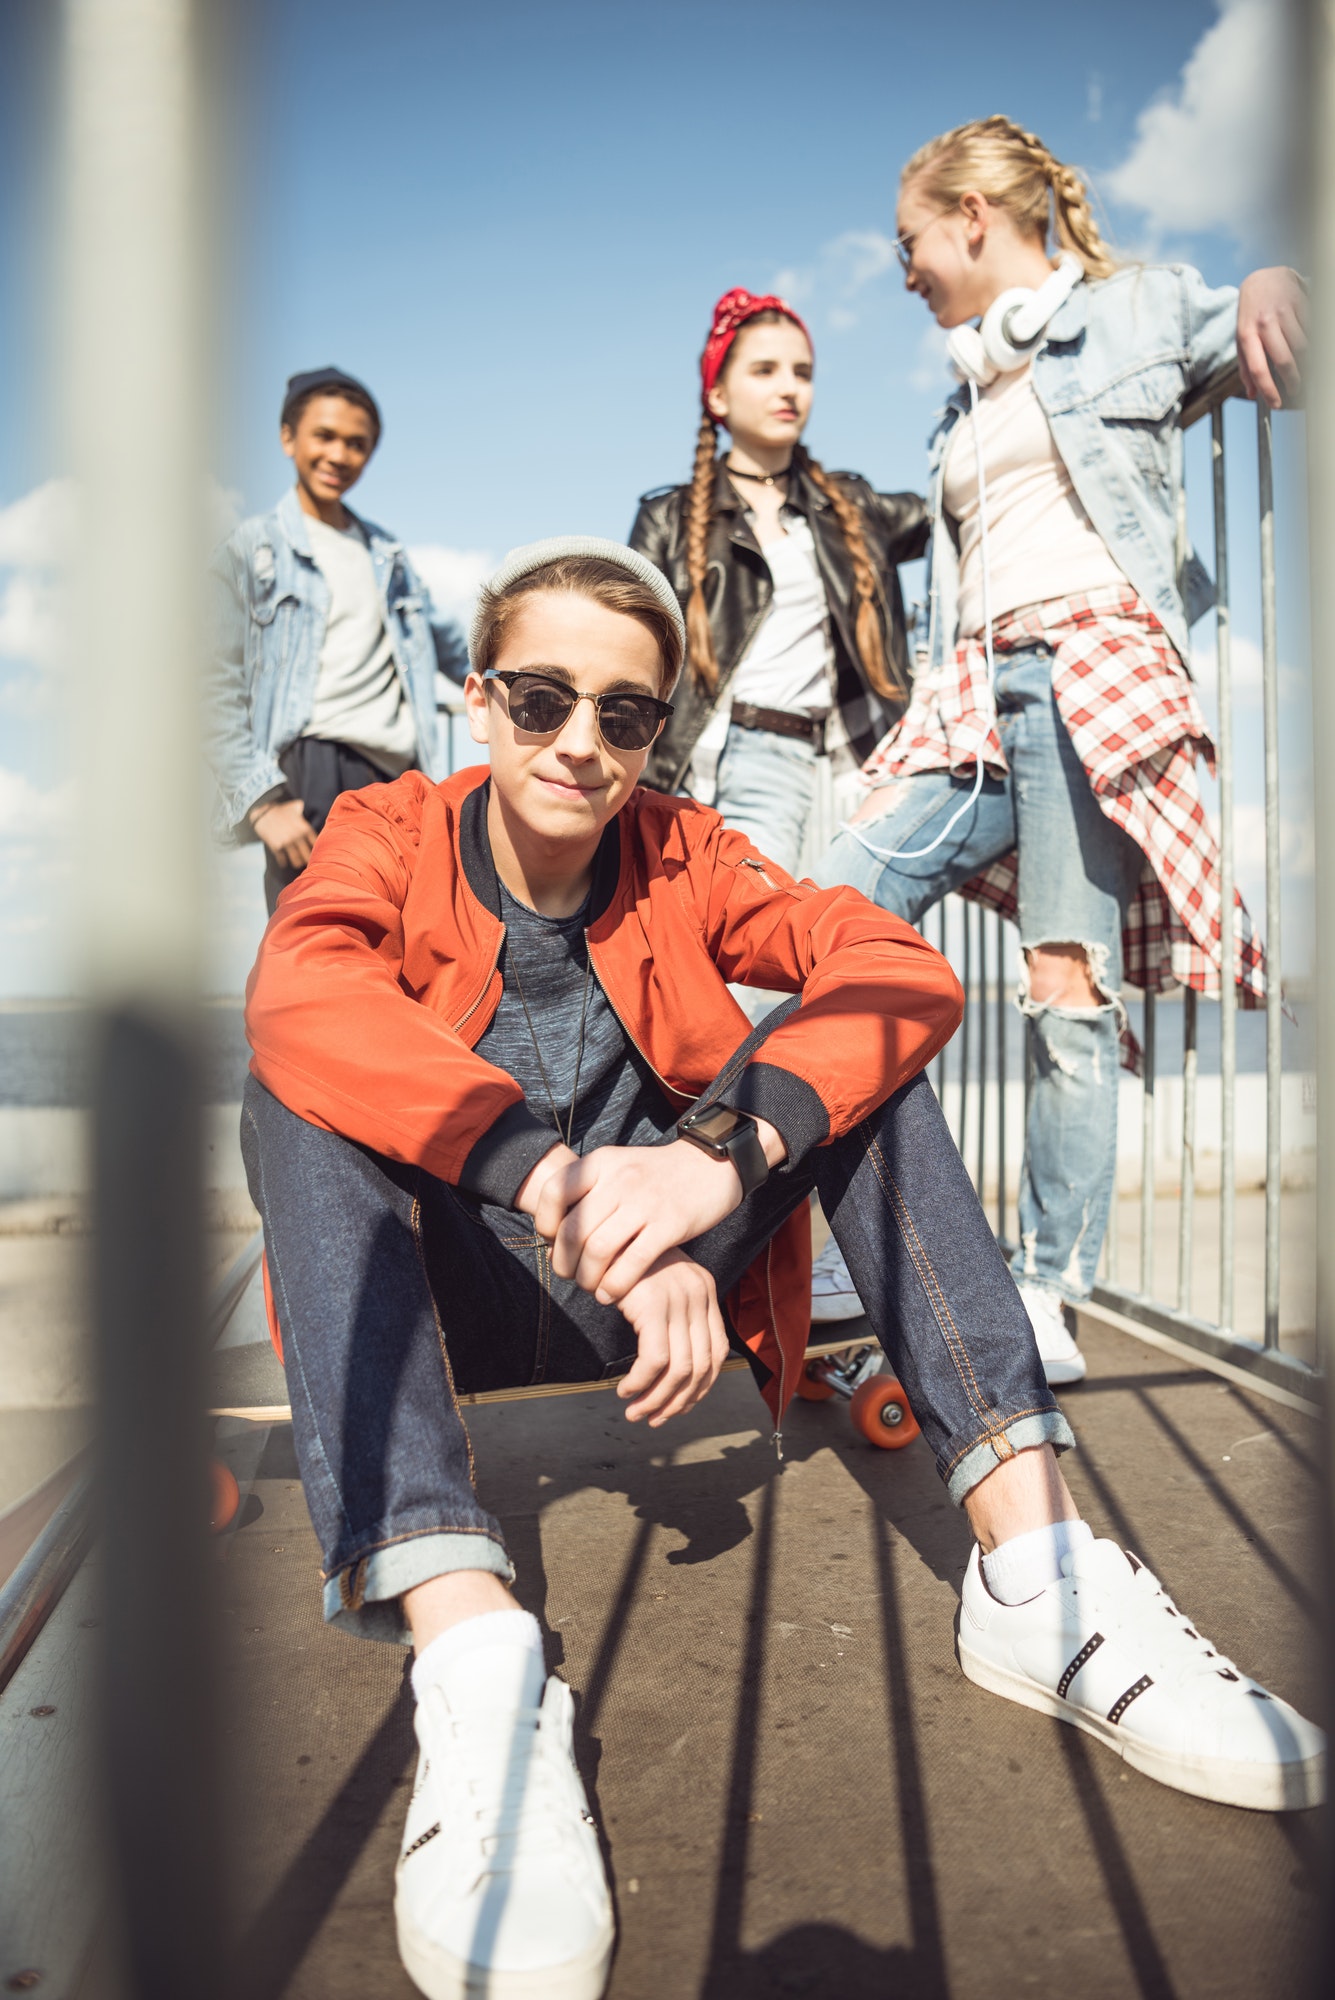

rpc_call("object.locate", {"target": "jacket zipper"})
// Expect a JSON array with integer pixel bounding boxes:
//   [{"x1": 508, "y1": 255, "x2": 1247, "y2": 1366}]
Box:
[
  {"x1": 452, "y1": 926, "x2": 505, "y2": 1036},
  {"x1": 736, "y1": 855, "x2": 780, "y2": 892},
  {"x1": 588, "y1": 927, "x2": 789, "y2": 1443},
  {"x1": 584, "y1": 934, "x2": 693, "y2": 1104}
]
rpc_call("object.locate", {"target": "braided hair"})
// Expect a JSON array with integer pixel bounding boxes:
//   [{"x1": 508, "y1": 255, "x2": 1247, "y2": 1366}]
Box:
[
  {"x1": 902, "y1": 115, "x2": 1116, "y2": 280},
  {"x1": 684, "y1": 310, "x2": 893, "y2": 698}
]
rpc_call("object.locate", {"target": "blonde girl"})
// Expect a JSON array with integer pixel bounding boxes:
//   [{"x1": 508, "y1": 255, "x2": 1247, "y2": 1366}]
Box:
[{"x1": 816, "y1": 115, "x2": 1305, "y2": 1377}]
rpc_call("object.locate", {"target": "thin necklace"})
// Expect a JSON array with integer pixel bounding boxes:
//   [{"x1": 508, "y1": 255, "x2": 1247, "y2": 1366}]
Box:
[
  {"x1": 506, "y1": 933, "x2": 594, "y2": 1152},
  {"x1": 725, "y1": 458, "x2": 792, "y2": 487}
]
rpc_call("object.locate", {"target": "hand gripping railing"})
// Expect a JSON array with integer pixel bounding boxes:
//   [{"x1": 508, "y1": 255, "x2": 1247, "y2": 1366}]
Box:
[{"x1": 934, "y1": 360, "x2": 1319, "y2": 1401}]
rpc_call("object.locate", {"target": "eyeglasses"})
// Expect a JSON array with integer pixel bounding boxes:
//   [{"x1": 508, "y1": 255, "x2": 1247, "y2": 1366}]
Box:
[
  {"x1": 893, "y1": 205, "x2": 959, "y2": 273},
  {"x1": 484, "y1": 670, "x2": 674, "y2": 752}
]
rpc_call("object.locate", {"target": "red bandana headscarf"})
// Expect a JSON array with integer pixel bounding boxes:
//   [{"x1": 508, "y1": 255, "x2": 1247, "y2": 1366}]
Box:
[{"x1": 699, "y1": 287, "x2": 813, "y2": 420}]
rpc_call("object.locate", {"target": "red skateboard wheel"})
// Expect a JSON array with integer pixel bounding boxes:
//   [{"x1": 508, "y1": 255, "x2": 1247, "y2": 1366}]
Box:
[
  {"x1": 209, "y1": 1459, "x2": 241, "y2": 1534},
  {"x1": 795, "y1": 1360, "x2": 837, "y2": 1402},
  {"x1": 849, "y1": 1376, "x2": 920, "y2": 1450}
]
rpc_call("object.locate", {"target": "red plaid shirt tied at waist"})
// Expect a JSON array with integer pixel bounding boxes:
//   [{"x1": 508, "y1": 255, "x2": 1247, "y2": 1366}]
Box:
[{"x1": 861, "y1": 586, "x2": 1266, "y2": 1032}]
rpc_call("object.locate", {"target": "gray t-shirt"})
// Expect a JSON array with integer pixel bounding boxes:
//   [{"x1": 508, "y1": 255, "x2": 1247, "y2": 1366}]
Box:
[
  {"x1": 305, "y1": 513, "x2": 417, "y2": 772},
  {"x1": 475, "y1": 880, "x2": 678, "y2": 1156}
]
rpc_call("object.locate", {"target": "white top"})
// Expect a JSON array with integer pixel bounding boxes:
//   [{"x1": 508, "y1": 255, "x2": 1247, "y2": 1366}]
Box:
[
  {"x1": 943, "y1": 363, "x2": 1126, "y2": 638},
  {"x1": 305, "y1": 514, "x2": 417, "y2": 771},
  {"x1": 729, "y1": 514, "x2": 835, "y2": 714}
]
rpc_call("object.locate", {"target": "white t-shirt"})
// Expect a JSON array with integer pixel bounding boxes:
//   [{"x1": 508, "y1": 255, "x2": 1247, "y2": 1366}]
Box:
[
  {"x1": 729, "y1": 514, "x2": 835, "y2": 713},
  {"x1": 305, "y1": 514, "x2": 417, "y2": 772},
  {"x1": 943, "y1": 363, "x2": 1126, "y2": 637},
  {"x1": 686, "y1": 511, "x2": 835, "y2": 805}
]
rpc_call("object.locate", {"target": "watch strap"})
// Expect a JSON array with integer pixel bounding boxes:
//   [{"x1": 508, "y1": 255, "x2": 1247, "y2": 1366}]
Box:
[{"x1": 679, "y1": 1107, "x2": 769, "y2": 1198}]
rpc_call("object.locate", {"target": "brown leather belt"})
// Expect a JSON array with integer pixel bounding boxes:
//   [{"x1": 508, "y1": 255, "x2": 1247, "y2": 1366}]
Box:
[{"x1": 730, "y1": 700, "x2": 828, "y2": 754}]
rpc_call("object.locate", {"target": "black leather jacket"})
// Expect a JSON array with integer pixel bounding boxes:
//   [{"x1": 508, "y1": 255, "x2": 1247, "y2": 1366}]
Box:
[{"x1": 629, "y1": 458, "x2": 929, "y2": 794}]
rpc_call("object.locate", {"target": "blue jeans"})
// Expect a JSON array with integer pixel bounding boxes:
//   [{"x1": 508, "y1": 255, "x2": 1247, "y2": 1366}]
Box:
[
  {"x1": 816, "y1": 648, "x2": 1144, "y2": 1303},
  {"x1": 711, "y1": 723, "x2": 820, "y2": 877},
  {"x1": 241, "y1": 1048, "x2": 1072, "y2": 1645}
]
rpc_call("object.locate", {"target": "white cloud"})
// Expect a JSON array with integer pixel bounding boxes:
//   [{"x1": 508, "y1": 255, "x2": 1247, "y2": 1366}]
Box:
[
  {"x1": 0, "y1": 573, "x2": 62, "y2": 665},
  {"x1": 1105, "y1": 0, "x2": 1292, "y2": 250},
  {"x1": 1188, "y1": 630, "x2": 1307, "y2": 705},
  {"x1": 909, "y1": 323, "x2": 952, "y2": 395},
  {"x1": 408, "y1": 544, "x2": 494, "y2": 628},
  {"x1": 0, "y1": 479, "x2": 77, "y2": 568},
  {"x1": 0, "y1": 767, "x2": 74, "y2": 840},
  {"x1": 1218, "y1": 798, "x2": 1314, "y2": 881},
  {"x1": 771, "y1": 228, "x2": 899, "y2": 332}
]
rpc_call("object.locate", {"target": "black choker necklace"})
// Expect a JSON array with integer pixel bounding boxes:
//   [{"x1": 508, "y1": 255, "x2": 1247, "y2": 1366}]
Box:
[{"x1": 725, "y1": 459, "x2": 793, "y2": 487}]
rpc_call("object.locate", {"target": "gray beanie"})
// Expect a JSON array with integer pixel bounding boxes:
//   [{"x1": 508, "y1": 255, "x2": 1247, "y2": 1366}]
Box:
[{"x1": 468, "y1": 534, "x2": 686, "y2": 682}]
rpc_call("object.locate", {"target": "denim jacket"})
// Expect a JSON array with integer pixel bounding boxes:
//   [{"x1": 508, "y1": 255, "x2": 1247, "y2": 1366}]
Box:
[
  {"x1": 206, "y1": 487, "x2": 460, "y2": 840},
  {"x1": 923, "y1": 264, "x2": 1238, "y2": 670}
]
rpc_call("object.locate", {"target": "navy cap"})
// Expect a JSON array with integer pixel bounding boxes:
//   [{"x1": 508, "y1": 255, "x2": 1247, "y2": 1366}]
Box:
[{"x1": 281, "y1": 367, "x2": 382, "y2": 436}]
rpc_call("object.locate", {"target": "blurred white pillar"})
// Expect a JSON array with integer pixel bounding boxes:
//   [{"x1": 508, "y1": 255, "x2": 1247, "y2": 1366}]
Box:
[
  {"x1": 62, "y1": 4, "x2": 224, "y2": 1994},
  {"x1": 65, "y1": 0, "x2": 205, "y2": 1001}
]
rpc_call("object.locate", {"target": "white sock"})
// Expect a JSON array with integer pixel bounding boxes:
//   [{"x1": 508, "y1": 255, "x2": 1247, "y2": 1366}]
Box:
[
  {"x1": 411, "y1": 1608, "x2": 545, "y2": 1710},
  {"x1": 982, "y1": 1519, "x2": 1094, "y2": 1606}
]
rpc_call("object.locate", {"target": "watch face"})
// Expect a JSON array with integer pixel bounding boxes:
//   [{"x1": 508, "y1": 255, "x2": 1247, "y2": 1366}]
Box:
[{"x1": 686, "y1": 1104, "x2": 746, "y2": 1147}]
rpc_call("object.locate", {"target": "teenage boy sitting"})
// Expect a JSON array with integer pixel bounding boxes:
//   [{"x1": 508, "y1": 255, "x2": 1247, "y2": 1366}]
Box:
[
  {"x1": 240, "y1": 537, "x2": 1323, "y2": 2000},
  {"x1": 207, "y1": 365, "x2": 466, "y2": 913}
]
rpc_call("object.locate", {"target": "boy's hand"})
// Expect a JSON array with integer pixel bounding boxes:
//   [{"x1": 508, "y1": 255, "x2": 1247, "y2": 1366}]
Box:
[
  {"x1": 613, "y1": 1249, "x2": 729, "y2": 1426},
  {"x1": 532, "y1": 1122, "x2": 786, "y2": 1303},
  {"x1": 1237, "y1": 267, "x2": 1307, "y2": 409},
  {"x1": 251, "y1": 797, "x2": 318, "y2": 870}
]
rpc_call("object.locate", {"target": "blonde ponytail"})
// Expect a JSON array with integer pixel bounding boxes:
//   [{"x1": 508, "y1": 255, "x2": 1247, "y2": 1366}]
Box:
[{"x1": 902, "y1": 114, "x2": 1116, "y2": 280}]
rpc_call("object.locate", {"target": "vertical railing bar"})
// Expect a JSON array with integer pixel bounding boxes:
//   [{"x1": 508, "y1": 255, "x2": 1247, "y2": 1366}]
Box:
[
  {"x1": 1212, "y1": 404, "x2": 1237, "y2": 1334},
  {"x1": 960, "y1": 898, "x2": 973, "y2": 1171},
  {"x1": 1169, "y1": 409, "x2": 1193, "y2": 1316},
  {"x1": 975, "y1": 903, "x2": 988, "y2": 1202},
  {"x1": 1178, "y1": 989, "x2": 1198, "y2": 1311},
  {"x1": 994, "y1": 908, "x2": 1007, "y2": 1241},
  {"x1": 1258, "y1": 402, "x2": 1283, "y2": 1349},
  {"x1": 1140, "y1": 991, "x2": 1156, "y2": 1296}
]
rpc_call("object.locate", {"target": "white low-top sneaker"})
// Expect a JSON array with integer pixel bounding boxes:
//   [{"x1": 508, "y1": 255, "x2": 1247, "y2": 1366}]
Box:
[
  {"x1": 959, "y1": 1537, "x2": 1325, "y2": 1811},
  {"x1": 811, "y1": 1234, "x2": 866, "y2": 1323},
  {"x1": 395, "y1": 1667, "x2": 614, "y2": 2000},
  {"x1": 1018, "y1": 1283, "x2": 1087, "y2": 1385}
]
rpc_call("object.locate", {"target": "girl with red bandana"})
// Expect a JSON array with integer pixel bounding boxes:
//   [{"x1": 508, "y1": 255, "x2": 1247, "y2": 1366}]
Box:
[{"x1": 629, "y1": 288, "x2": 929, "y2": 886}]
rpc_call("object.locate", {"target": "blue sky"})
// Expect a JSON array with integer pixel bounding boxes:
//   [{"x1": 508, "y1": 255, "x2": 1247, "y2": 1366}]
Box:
[{"x1": 0, "y1": 0, "x2": 1312, "y2": 994}]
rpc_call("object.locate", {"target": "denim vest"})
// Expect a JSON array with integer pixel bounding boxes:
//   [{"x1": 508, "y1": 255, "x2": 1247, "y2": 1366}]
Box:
[
  {"x1": 923, "y1": 264, "x2": 1238, "y2": 671},
  {"x1": 206, "y1": 487, "x2": 447, "y2": 839}
]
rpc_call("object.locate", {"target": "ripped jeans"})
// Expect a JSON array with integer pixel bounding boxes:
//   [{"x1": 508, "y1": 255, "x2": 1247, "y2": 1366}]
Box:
[{"x1": 815, "y1": 646, "x2": 1144, "y2": 1302}]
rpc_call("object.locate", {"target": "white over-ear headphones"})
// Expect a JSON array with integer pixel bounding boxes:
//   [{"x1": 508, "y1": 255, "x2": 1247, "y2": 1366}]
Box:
[{"x1": 947, "y1": 252, "x2": 1084, "y2": 385}]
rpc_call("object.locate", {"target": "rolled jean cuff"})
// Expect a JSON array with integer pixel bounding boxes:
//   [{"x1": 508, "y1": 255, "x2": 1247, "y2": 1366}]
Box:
[
  {"x1": 321, "y1": 1529, "x2": 515, "y2": 1647},
  {"x1": 944, "y1": 1410, "x2": 1077, "y2": 1508}
]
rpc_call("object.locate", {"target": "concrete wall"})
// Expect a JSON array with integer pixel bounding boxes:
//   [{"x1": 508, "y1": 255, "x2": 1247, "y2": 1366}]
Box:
[{"x1": 0, "y1": 1104, "x2": 246, "y2": 1201}]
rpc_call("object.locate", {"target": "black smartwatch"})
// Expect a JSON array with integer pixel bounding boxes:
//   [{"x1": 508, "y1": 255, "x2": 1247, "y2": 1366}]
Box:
[{"x1": 677, "y1": 1103, "x2": 769, "y2": 1197}]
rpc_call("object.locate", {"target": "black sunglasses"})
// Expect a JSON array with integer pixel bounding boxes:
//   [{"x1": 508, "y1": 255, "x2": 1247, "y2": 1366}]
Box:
[{"x1": 484, "y1": 669, "x2": 673, "y2": 752}]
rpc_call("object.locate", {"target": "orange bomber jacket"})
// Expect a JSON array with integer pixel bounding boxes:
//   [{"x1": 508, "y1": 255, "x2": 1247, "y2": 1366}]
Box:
[{"x1": 245, "y1": 765, "x2": 964, "y2": 1429}]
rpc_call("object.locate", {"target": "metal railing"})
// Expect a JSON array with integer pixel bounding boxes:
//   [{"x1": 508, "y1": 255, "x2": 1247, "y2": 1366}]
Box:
[{"x1": 935, "y1": 363, "x2": 1318, "y2": 1398}]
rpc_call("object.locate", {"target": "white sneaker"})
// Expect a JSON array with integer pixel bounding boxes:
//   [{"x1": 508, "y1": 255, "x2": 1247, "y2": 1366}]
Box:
[
  {"x1": 811, "y1": 1234, "x2": 866, "y2": 1323},
  {"x1": 395, "y1": 1664, "x2": 614, "y2": 2000},
  {"x1": 1018, "y1": 1283, "x2": 1087, "y2": 1385},
  {"x1": 959, "y1": 1538, "x2": 1325, "y2": 1811}
]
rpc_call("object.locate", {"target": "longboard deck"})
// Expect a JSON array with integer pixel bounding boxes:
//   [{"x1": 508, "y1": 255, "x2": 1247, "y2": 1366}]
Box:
[{"x1": 209, "y1": 1331, "x2": 875, "y2": 1423}]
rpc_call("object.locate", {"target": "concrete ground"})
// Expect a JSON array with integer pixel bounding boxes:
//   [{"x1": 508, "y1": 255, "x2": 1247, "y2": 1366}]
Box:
[
  {"x1": 214, "y1": 1312, "x2": 1322, "y2": 2000},
  {"x1": 0, "y1": 1194, "x2": 255, "y2": 1515}
]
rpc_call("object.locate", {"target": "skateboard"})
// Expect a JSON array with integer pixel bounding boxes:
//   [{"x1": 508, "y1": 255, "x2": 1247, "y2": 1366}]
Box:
[{"x1": 794, "y1": 1340, "x2": 921, "y2": 1450}]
